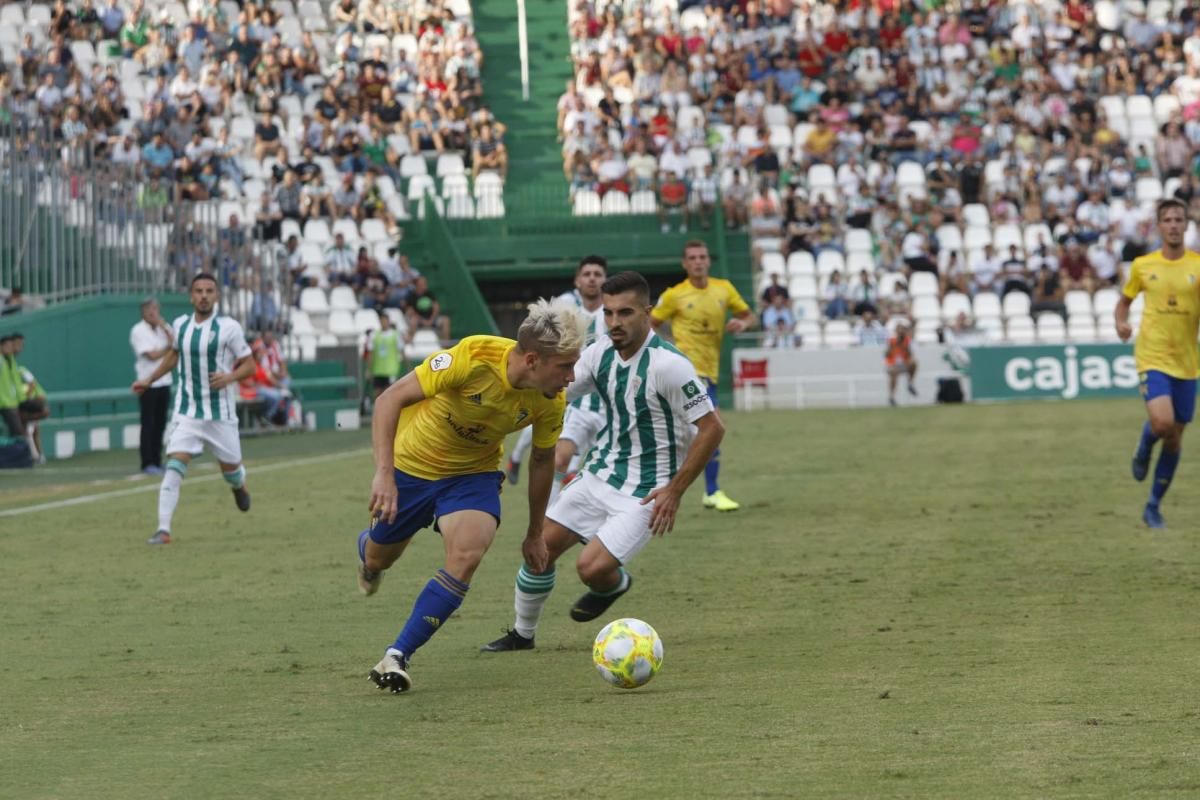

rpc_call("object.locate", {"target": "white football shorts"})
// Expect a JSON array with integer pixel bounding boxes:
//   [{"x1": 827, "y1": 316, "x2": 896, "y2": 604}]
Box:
[
  {"x1": 547, "y1": 472, "x2": 654, "y2": 565},
  {"x1": 165, "y1": 416, "x2": 243, "y2": 464}
]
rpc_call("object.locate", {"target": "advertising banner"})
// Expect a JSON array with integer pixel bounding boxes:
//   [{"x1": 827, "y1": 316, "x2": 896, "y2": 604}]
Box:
[{"x1": 967, "y1": 344, "x2": 1138, "y2": 402}]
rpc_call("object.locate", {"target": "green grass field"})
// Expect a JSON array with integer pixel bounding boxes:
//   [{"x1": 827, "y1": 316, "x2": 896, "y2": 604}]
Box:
[{"x1": 4, "y1": 401, "x2": 1200, "y2": 799}]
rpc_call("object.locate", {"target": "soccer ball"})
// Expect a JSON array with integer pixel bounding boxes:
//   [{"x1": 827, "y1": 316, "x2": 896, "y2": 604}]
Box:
[{"x1": 592, "y1": 618, "x2": 663, "y2": 689}]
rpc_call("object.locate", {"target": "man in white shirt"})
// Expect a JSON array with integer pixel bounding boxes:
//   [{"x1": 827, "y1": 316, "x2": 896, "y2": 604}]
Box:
[
  {"x1": 1044, "y1": 173, "x2": 1080, "y2": 217},
  {"x1": 1075, "y1": 188, "x2": 1110, "y2": 241},
  {"x1": 130, "y1": 298, "x2": 175, "y2": 475},
  {"x1": 970, "y1": 244, "x2": 1003, "y2": 294}
]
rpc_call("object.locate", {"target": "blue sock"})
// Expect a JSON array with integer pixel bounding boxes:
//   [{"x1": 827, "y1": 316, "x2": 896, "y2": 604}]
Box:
[
  {"x1": 391, "y1": 569, "x2": 469, "y2": 658},
  {"x1": 1137, "y1": 422, "x2": 1159, "y2": 460},
  {"x1": 1149, "y1": 448, "x2": 1181, "y2": 507},
  {"x1": 357, "y1": 529, "x2": 369, "y2": 563},
  {"x1": 704, "y1": 450, "x2": 720, "y2": 495}
]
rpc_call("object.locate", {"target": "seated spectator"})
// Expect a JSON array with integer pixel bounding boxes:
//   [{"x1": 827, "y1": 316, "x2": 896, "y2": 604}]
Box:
[
  {"x1": 1090, "y1": 237, "x2": 1122, "y2": 288},
  {"x1": 760, "y1": 274, "x2": 789, "y2": 310},
  {"x1": 657, "y1": 171, "x2": 690, "y2": 234},
  {"x1": 970, "y1": 244, "x2": 1002, "y2": 295},
  {"x1": 332, "y1": 174, "x2": 362, "y2": 221},
  {"x1": 691, "y1": 164, "x2": 719, "y2": 230},
  {"x1": 1059, "y1": 242, "x2": 1095, "y2": 294},
  {"x1": 1031, "y1": 265, "x2": 1067, "y2": 318},
  {"x1": 823, "y1": 271, "x2": 850, "y2": 319},
  {"x1": 856, "y1": 309, "x2": 889, "y2": 347},
  {"x1": 240, "y1": 339, "x2": 292, "y2": 428},
  {"x1": 253, "y1": 111, "x2": 285, "y2": 162},
  {"x1": 250, "y1": 281, "x2": 281, "y2": 332},
  {"x1": 901, "y1": 227, "x2": 936, "y2": 275},
  {"x1": 723, "y1": 170, "x2": 749, "y2": 231},
  {"x1": 324, "y1": 233, "x2": 356, "y2": 285},
  {"x1": 762, "y1": 294, "x2": 796, "y2": 349},
  {"x1": 592, "y1": 147, "x2": 629, "y2": 198},
  {"x1": 750, "y1": 185, "x2": 783, "y2": 238},
  {"x1": 940, "y1": 251, "x2": 971, "y2": 296},
  {"x1": 1000, "y1": 245, "x2": 1030, "y2": 296},
  {"x1": 850, "y1": 270, "x2": 878, "y2": 315},
  {"x1": 405, "y1": 276, "x2": 451, "y2": 343},
  {"x1": 472, "y1": 124, "x2": 507, "y2": 180}
]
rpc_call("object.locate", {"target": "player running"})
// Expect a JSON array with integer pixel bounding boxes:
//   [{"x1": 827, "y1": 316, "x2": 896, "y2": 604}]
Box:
[
  {"x1": 132, "y1": 273, "x2": 255, "y2": 544},
  {"x1": 1117, "y1": 198, "x2": 1200, "y2": 529},
  {"x1": 506, "y1": 256, "x2": 607, "y2": 492},
  {"x1": 650, "y1": 240, "x2": 754, "y2": 512},
  {"x1": 482, "y1": 271, "x2": 725, "y2": 653},
  {"x1": 360, "y1": 299, "x2": 589, "y2": 693}
]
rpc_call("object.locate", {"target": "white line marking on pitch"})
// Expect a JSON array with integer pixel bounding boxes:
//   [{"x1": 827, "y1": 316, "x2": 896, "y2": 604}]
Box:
[{"x1": 0, "y1": 448, "x2": 371, "y2": 518}]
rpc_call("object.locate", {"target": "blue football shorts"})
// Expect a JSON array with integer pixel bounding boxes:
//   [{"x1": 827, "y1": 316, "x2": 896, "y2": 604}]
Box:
[{"x1": 368, "y1": 468, "x2": 504, "y2": 545}]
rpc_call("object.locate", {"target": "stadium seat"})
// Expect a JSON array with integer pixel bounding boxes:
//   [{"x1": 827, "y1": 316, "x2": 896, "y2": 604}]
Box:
[
  {"x1": 442, "y1": 174, "x2": 470, "y2": 198},
  {"x1": 354, "y1": 309, "x2": 381, "y2": 333},
  {"x1": 1126, "y1": 94, "x2": 1154, "y2": 121},
  {"x1": 474, "y1": 172, "x2": 504, "y2": 198},
  {"x1": 1093, "y1": 288, "x2": 1121, "y2": 317},
  {"x1": 760, "y1": 252, "x2": 786, "y2": 277},
  {"x1": 792, "y1": 298, "x2": 820, "y2": 322},
  {"x1": 816, "y1": 250, "x2": 845, "y2": 277},
  {"x1": 788, "y1": 275, "x2": 818, "y2": 300},
  {"x1": 361, "y1": 219, "x2": 389, "y2": 243},
  {"x1": 941, "y1": 292, "x2": 972, "y2": 322},
  {"x1": 962, "y1": 204, "x2": 990, "y2": 228},
  {"x1": 299, "y1": 287, "x2": 330, "y2": 314},
  {"x1": 1064, "y1": 291, "x2": 1093, "y2": 319},
  {"x1": 601, "y1": 191, "x2": 632, "y2": 215},
  {"x1": 331, "y1": 218, "x2": 360, "y2": 243},
  {"x1": 1002, "y1": 292, "x2": 1032, "y2": 320},
  {"x1": 289, "y1": 310, "x2": 316, "y2": 336},
  {"x1": 303, "y1": 219, "x2": 331, "y2": 245},
  {"x1": 400, "y1": 155, "x2": 428, "y2": 179},
  {"x1": 993, "y1": 224, "x2": 1023, "y2": 253},
  {"x1": 808, "y1": 164, "x2": 836, "y2": 188},
  {"x1": 1036, "y1": 314, "x2": 1067, "y2": 344},
  {"x1": 821, "y1": 320, "x2": 856, "y2": 348},
  {"x1": 1068, "y1": 316, "x2": 1098, "y2": 343},
  {"x1": 896, "y1": 161, "x2": 926, "y2": 188},
  {"x1": 911, "y1": 295, "x2": 941, "y2": 325},
  {"x1": 405, "y1": 330, "x2": 442, "y2": 361},
  {"x1": 793, "y1": 319, "x2": 821, "y2": 348},
  {"x1": 436, "y1": 154, "x2": 466, "y2": 178},
  {"x1": 407, "y1": 175, "x2": 436, "y2": 203},
  {"x1": 935, "y1": 224, "x2": 963, "y2": 252},
  {"x1": 328, "y1": 309, "x2": 357, "y2": 338},
  {"x1": 476, "y1": 195, "x2": 506, "y2": 218},
  {"x1": 1006, "y1": 316, "x2": 1036, "y2": 343},
  {"x1": 329, "y1": 285, "x2": 358, "y2": 311},
  {"x1": 844, "y1": 229, "x2": 872, "y2": 254},
  {"x1": 446, "y1": 194, "x2": 476, "y2": 219},
  {"x1": 1136, "y1": 177, "x2": 1163, "y2": 204},
  {"x1": 787, "y1": 251, "x2": 816, "y2": 277},
  {"x1": 630, "y1": 190, "x2": 657, "y2": 214},
  {"x1": 964, "y1": 226, "x2": 992, "y2": 251},
  {"x1": 977, "y1": 317, "x2": 1003, "y2": 342},
  {"x1": 573, "y1": 191, "x2": 602, "y2": 216},
  {"x1": 845, "y1": 251, "x2": 875, "y2": 273},
  {"x1": 1023, "y1": 224, "x2": 1053, "y2": 254},
  {"x1": 909, "y1": 272, "x2": 939, "y2": 298}
]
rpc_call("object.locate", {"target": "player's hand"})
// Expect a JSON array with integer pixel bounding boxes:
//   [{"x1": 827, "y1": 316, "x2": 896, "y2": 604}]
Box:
[
  {"x1": 1116, "y1": 321, "x2": 1133, "y2": 342},
  {"x1": 208, "y1": 371, "x2": 235, "y2": 389},
  {"x1": 522, "y1": 531, "x2": 549, "y2": 573},
  {"x1": 641, "y1": 485, "x2": 682, "y2": 536},
  {"x1": 726, "y1": 317, "x2": 749, "y2": 334},
  {"x1": 369, "y1": 467, "x2": 398, "y2": 524},
  {"x1": 131, "y1": 380, "x2": 148, "y2": 395}
]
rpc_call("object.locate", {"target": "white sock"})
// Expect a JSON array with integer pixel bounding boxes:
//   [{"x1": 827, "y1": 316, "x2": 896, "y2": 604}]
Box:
[
  {"x1": 513, "y1": 565, "x2": 555, "y2": 638},
  {"x1": 157, "y1": 469, "x2": 183, "y2": 532}
]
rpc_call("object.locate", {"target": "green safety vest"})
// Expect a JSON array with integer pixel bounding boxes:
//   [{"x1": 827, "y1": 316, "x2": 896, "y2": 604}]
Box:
[
  {"x1": 0, "y1": 356, "x2": 19, "y2": 409},
  {"x1": 371, "y1": 330, "x2": 402, "y2": 378}
]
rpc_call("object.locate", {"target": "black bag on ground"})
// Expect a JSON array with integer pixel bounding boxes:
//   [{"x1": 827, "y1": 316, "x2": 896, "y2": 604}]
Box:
[
  {"x1": 937, "y1": 378, "x2": 964, "y2": 404},
  {"x1": 0, "y1": 438, "x2": 34, "y2": 468}
]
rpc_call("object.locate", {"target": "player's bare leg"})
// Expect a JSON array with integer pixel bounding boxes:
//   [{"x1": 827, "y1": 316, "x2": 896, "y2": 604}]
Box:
[
  {"x1": 570, "y1": 538, "x2": 632, "y2": 622},
  {"x1": 482, "y1": 521, "x2": 578, "y2": 651},
  {"x1": 357, "y1": 535, "x2": 414, "y2": 596},
  {"x1": 149, "y1": 451, "x2": 191, "y2": 544},
  {"x1": 218, "y1": 459, "x2": 250, "y2": 512}
]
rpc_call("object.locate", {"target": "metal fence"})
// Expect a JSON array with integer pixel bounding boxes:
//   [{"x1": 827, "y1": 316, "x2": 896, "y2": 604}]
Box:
[{"x1": 0, "y1": 119, "x2": 290, "y2": 333}]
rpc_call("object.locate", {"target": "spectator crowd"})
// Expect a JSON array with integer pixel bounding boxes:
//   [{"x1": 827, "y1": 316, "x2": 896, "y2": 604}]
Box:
[{"x1": 563, "y1": 0, "x2": 1200, "y2": 347}]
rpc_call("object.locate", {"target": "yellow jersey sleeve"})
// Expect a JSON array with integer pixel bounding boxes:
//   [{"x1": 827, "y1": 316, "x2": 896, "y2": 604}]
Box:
[
  {"x1": 724, "y1": 280, "x2": 751, "y2": 316},
  {"x1": 413, "y1": 340, "x2": 474, "y2": 398},
  {"x1": 530, "y1": 392, "x2": 566, "y2": 449},
  {"x1": 1121, "y1": 260, "x2": 1143, "y2": 300},
  {"x1": 651, "y1": 285, "x2": 677, "y2": 323}
]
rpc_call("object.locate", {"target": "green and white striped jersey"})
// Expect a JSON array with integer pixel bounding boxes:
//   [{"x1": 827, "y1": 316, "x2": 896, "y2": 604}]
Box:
[
  {"x1": 170, "y1": 313, "x2": 253, "y2": 423},
  {"x1": 567, "y1": 331, "x2": 714, "y2": 498},
  {"x1": 556, "y1": 289, "x2": 606, "y2": 413}
]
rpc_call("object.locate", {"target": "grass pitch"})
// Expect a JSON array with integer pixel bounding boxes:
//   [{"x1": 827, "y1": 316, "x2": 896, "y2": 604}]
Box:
[{"x1": 3, "y1": 402, "x2": 1200, "y2": 799}]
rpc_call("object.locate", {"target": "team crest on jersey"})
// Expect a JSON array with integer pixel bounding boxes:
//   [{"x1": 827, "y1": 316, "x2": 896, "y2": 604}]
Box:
[
  {"x1": 430, "y1": 353, "x2": 453, "y2": 371},
  {"x1": 682, "y1": 381, "x2": 701, "y2": 398},
  {"x1": 630, "y1": 376, "x2": 643, "y2": 394},
  {"x1": 467, "y1": 392, "x2": 483, "y2": 405},
  {"x1": 1150, "y1": 274, "x2": 1159, "y2": 281},
  {"x1": 1169, "y1": 294, "x2": 1178, "y2": 306},
  {"x1": 515, "y1": 408, "x2": 530, "y2": 426}
]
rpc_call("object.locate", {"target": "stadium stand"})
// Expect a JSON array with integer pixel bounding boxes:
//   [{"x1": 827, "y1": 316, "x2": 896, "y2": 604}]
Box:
[
  {"x1": 1, "y1": 0, "x2": 508, "y2": 353},
  {"x1": 560, "y1": 0, "x2": 1197, "y2": 347}
]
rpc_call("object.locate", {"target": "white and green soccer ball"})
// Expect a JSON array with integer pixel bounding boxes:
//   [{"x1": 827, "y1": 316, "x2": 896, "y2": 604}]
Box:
[{"x1": 592, "y1": 618, "x2": 663, "y2": 689}]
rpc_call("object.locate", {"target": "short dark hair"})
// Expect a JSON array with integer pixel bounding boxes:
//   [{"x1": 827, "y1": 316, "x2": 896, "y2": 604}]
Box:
[
  {"x1": 11, "y1": 332, "x2": 23, "y2": 340},
  {"x1": 190, "y1": 272, "x2": 219, "y2": 289},
  {"x1": 576, "y1": 255, "x2": 608, "y2": 275},
  {"x1": 1157, "y1": 198, "x2": 1187, "y2": 220},
  {"x1": 682, "y1": 239, "x2": 709, "y2": 254},
  {"x1": 601, "y1": 270, "x2": 650, "y2": 305}
]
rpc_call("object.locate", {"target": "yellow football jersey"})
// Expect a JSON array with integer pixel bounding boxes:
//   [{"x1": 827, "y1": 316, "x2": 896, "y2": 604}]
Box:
[
  {"x1": 650, "y1": 277, "x2": 750, "y2": 381},
  {"x1": 394, "y1": 336, "x2": 566, "y2": 480},
  {"x1": 1122, "y1": 249, "x2": 1200, "y2": 379}
]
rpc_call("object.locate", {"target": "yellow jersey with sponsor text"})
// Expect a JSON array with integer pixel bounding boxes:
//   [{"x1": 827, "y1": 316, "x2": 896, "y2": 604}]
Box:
[
  {"x1": 650, "y1": 277, "x2": 750, "y2": 381},
  {"x1": 394, "y1": 336, "x2": 565, "y2": 479},
  {"x1": 1122, "y1": 250, "x2": 1200, "y2": 379}
]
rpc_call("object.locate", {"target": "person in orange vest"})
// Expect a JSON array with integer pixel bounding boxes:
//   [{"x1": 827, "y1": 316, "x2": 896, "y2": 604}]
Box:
[{"x1": 885, "y1": 320, "x2": 919, "y2": 407}]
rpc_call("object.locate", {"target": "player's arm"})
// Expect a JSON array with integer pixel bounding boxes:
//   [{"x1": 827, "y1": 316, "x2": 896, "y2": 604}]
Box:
[
  {"x1": 643, "y1": 411, "x2": 724, "y2": 536},
  {"x1": 368, "y1": 371, "x2": 428, "y2": 523},
  {"x1": 649, "y1": 287, "x2": 675, "y2": 333},
  {"x1": 210, "y1": 354, "x2": 256, "y2": 389},
  {"x1": 1115, "y1": 262, "x2": 1141, "y2": 342},
  {"x1": 725, "y1": 283, "x2": 756, "y2": 333},
  {"x1": 522, "y1": 444, "x2": 556, "y2": 572},
  {"x1": 132, "y1": 349, "x2": 178, "y2": 394}
]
